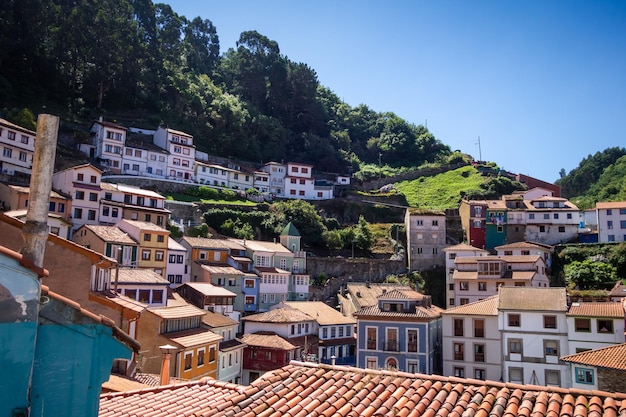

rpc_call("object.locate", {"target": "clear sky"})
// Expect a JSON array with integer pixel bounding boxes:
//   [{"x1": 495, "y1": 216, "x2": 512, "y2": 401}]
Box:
[{"x1": 166, "y1": 0, "x2": 625, "y2": 183}]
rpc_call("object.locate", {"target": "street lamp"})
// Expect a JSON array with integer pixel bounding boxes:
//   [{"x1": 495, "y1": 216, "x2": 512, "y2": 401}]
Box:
[{"x1": 378, "y1": 152, "x2": 382, "y2": 179}]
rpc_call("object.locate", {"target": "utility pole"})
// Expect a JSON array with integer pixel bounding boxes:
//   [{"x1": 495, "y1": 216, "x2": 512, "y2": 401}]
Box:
[
  {"x1": 476, "y1": 136, "x2": 482, "y2": 161},
  {"x1": 21, "y1": 114, "x2": 58, "y2": 268},
  {"x1": 378, "y1": 152, "x2": 382, "y2": 179}
]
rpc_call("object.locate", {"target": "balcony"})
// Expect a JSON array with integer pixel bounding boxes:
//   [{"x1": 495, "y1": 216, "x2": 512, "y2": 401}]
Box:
[{"x1": 383, "y1": 341, "x2": 399, "y2": 352}]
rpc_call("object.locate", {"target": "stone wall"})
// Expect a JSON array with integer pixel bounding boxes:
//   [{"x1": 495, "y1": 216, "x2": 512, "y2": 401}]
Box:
[
  {"x1": 598, "y1": 368, "x2": 626, "y2": 393},
  {"x1": 307, "y1": 256, "x2": 406, "y2": 302}
]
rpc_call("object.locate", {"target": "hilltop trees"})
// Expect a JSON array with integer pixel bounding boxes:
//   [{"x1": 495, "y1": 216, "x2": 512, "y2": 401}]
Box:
[{"x1": 0, "y1": 0, "x2": 449, "y2": 175}]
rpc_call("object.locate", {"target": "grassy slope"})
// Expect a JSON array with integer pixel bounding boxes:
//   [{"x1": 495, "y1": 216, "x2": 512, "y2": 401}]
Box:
[{"x1": 395, "y1": 165, "x2": 485, "y2": 209}]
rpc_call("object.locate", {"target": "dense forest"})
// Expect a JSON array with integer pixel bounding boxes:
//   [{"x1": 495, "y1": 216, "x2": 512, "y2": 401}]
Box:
[
  {"x1": 556, "y1": 147, "x2": 626, "y2": 209},
  {"x1": 0, "y1": 0, "x2": 450, "y2": 175}
]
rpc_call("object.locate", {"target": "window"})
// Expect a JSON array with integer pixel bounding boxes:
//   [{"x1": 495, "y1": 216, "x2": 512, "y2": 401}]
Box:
[
  {"x1": 545, "y1": 370, "x2": 560, "y2": 386},
  {"x1": 7, "y1": 131, "x2": 15, "y2": 140},
  {"x1": 209, "y1": 346, "x2": 216, "y2": 362},
  {"x1": 197, "y1": 349, "x2": 205, "y2": 366},
  {"x1": 453, "y1": 343, "x2": 464, "y2": 361},
  {"x1": 621, "y1": 220, "x2": 626, "y2": 229},
  {"x1": 460, "y1": 298, "x2": 469, "y2": 305},
  {"x1": 508, "y1": 339, "x2": 522, "y2": 354},
  {"x1": 58, "y1": 203, "x2": 65, "y2": 213},
  {"x1": 474, "y1": 344, "x2": 485, "y2": 362},
  {"x1": 89, "y1": 192, "x2": 98, "y2": 201},
  {"x1": 558, "y1": 226, "x2": 565, "y2": 232},
  {"x1": 539, "y1": 225, "x2": 546, "y2": 233},
  {"x1": 155, "y1": 251, "x2": 164, "y2": 261},
  {"x1": 597, "y1": 319, "x2": 613, "y2": 333},
  {"x1": 144, "y1": 233, "x2": 151, "y2": 242},
  {"x1": 459, "y1": 281, "x2": 469, "y2": 291},
  {"x1": 575, "y1": 318, "x2": 591, "y2": 332},
  {"x1": 432, "y1": 220, "x2": 438, "y2": 226},
  {"x1": 75, "y1": 190, "x2": 84, "y2": 200},
  {"x1": 575, "y1": 368, "x2": 594, "y2": 384},
  {"x1": 87, "y1": 210, "x2": 96, "y2": 220},
  {"x1": 453, "y1": 318, "x2": 464, "y2": 336},
  {"x1": 509, "y1": 367, "x2": 523, "y2": 383},
  {"x1": 508, "y1": 314, "x2": 520, "y2": 327},
  {"x1": 73, "y1": 208, "x2": 83, "y2": 219},
  {"x1": 478, "y1": 282, "x2": 487, "y2": 291},
  {"x1": 543, "y1": 213, "x2": 550, "y2": 219},
  {"x1": 19, "y1": 151, "x2": 26, "y2": 161},
  {"x1": 157, "y1": 235, "x2": 164, "y2": 243},
  {"x1": 21, "y1": 135, "x2": 29, "y2": 144},
  {"x1": 184, "y1": 352, "x2": 192, "y2": 370},
  {"x1": 453, "y1": 367, "x2": 465, "y2": 378},
  {"x1": 138, "y1": 290, "x2": 150, "y2": 303},
  {"x1": 90, "y1": 175, "x2": 97, "y2": 184},
  {"x1": 543, "y1": 315, "x2": 557, "y2": 329},
  {"x1": 607, "y1": 220, "x2": 614, "y2": 229},
  {"x1": 474, "y1": 369, "x2": 486, "y2": 380},
  {"x1": 608, "y1": 234, "x2": 615, "y2": 242},
  {"x1": 545, "y1": 340, "x2": 558, "y2": 356},
  {"x1": 366, "y1": 327, "x2": 377, "y2": 350},
  {"x1": 366, "y1": 357, "x2": 377, "y2": 369},
  {"x1": 2, "y1": 148, "x2": 11, "y2": 157},
  {"x1": 142, "y1": 250, "x2": 151, "y2": 260},
  {"x1": 474, "y1": 319, "x2": 485, "y2": 338},
  {"x1": 49, "y1": 201, "x2": 56, "y2": 211}
]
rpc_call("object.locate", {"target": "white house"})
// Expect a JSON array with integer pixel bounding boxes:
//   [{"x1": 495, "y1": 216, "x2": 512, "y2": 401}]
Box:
[
  {"x1": 0, "y1": 117, "x2": 35, "y2": 176},
  {"x1": 261, "y1": 162, "x2": 287, "y2": 197},
  {"x1": 442, "y1": 295, "x2": 501, "y2": 381},
  {"x1": 442, "y1": 243, "x2": 488, "y2": 308},
  {"x1": 90, "y1": 118, "x2": 127, "y2": 174},
  {"x1": 594, "y1": 201, "x2": 626, "y2": 243},
  {"x1": 499, "y1": 287, "x2": 569, "y2": 388},
  {"x1": 195, "y1": 162, "x2": 230, "y2": 187},
  {"x1": 524, "y1": 196, "x2": 580, "y2": 245},
  {"x1": 202, "y1": 310, "x2": 246, "y2": 384},
  {"x1": 494, "y1": 241, "x2": 554, "y2": 268},
  {"x1": 565, "y1": 301, "x2": 625, "y2": 354},
  {"x1": 52, "y1": 164, "x2": 103, "y2": 230},
  {"x1": 153, "y1": 126, "x2": 195, "y2": 182},
  {"x1": 453, "y1": 254, "x2": 550, "y2": 306},
  {"x1": 166, "y1": 237, "x2": 189, "y2": 287}
]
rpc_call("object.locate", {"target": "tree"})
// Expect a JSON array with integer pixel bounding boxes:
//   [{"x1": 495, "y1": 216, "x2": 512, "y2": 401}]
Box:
[
  {"x1": 564, "y1": 260, "x2": 616, "y2": 290},
  {"x1": 269, "y1": 200, "x2": 327, "y2": 247},
  {"x1": 354, "y1": 215, "x2": 372, "y2": 252}
]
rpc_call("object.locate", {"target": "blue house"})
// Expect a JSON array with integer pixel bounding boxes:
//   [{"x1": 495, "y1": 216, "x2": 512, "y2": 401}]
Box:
[
  {"x1": 0, "y1": 245, "x2": 139, "y2": 417},
  {"x1": 354, "y1": 288, "x2": 443, "y2": 374}
]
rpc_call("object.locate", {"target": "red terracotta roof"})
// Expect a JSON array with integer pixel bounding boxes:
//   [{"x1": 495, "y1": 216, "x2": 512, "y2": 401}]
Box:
[
  {"x1": 442, "y1": 295, "x2": 499, "y2": 316},
  {"x1": 561, "y1": 343, "x2": 626, "y2": 370},
  {"x1": 239, "y1": 333, "x2": 297, "y2": 350},
  {"x1": 566, "y1": 302, "x2": 625, "y2": 318},
  {"x1": 99, "y1": 361, "x2": 626, "y2": 417}
]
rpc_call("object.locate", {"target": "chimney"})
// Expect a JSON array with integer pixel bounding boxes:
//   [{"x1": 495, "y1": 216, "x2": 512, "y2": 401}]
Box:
[
  {"x1": 159, "y1": 344, "x2": 177, "y2": 386},
  {"x1": 331, "y1": 355, "x2": 336, "y2": 366},
  {"x1": 20, "y1": 114, "x2": 58, "y2": 268}
]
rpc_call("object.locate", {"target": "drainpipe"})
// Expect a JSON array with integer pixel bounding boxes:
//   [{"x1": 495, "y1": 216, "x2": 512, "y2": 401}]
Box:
[{"x1": 20, "y1": 114, "x2": 58, "y2": 267}]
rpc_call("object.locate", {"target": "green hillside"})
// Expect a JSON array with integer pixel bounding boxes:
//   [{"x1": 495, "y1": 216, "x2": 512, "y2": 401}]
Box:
[{"x1": 396, "y1": 166, "x2": 485, "y2": 210}]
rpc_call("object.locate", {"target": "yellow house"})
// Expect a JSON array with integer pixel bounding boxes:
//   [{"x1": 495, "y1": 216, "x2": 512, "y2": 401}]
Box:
[{"x1": 117, "y1": 219, "x2": 169, "y2": 276}]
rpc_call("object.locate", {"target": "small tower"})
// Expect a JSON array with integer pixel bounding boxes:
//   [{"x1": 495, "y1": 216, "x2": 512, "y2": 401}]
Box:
[{"x1": 280, "y1": 222, "x2": 301, "y2": 253}]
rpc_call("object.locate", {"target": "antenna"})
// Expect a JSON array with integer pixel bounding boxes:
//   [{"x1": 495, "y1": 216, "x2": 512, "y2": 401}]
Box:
[{"x1": 475, "y1": 136, "x2": 482, "y2": 161}]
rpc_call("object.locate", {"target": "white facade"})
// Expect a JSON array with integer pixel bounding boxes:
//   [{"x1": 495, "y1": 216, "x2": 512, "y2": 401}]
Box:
[
  {"x1": 196, "y1": 162, "x2": 229, "y2": 187},
  {"x1": 52, "y1": 164, "x2": 103, "y2": 230},
  {"x1": 443, "y1": 244, "x2": 488, "y2": 309},
  {"x1": 499, "y1": 287, "x2": 569, "y2": 388},
  {"x1": 453, "y1": 255, "x2": 550, "y2": 306},
  {"x1": 253, "y1": 171, "x2": 270, "y2": 193},
  {"x1": 441, "y1": 297, "x2": 501, "y2": 381},
  {"x1": 261, "y1": 162, "x2": 287, "y2": 197},
  {"x1": 153, "y1": 126, "x2": 195, "y2": 181},
  {"x1": 595, "y1": 202, "x2": 626, "y2": 243},
  {"x1": 121, "y1": 146, "x2": 148, "y2": 176},
  {"x1": 565, "y1": 301, "x2": 625, "y2": 354},
  {"x1": 166, "y1": 237, "x2": 189, "y2": 287},
  {"x1": 0, "y1": 118, "x2": 35, "y2": 176},
  {"x1": 90, "y1": 118, "x2": 127, "y2": 173},
  {"x1": 524, "y1": 196, "x2": 580, "y2": 244}
]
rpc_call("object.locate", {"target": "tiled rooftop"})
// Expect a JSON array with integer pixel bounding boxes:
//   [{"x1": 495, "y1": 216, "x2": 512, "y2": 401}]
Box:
[
  {"x1": 355, "y1": 304, "x2": 443, "y2": 319},
  {"x1": 495, "y1": 241, "x2": 554, "y2": 251},
  {"x1": 149, "y1": 303, "x2": 206, "y2": 319},
  {"x1": 498, "y1": 287, "x2": 568, "y2": 311},
  {"x1": 561, "y1": 343, "x2": 626, "y2": 371},
  {"x1": 442, "y1": 295, "x2": 499, "y2": 316},
  {"x1": 282, "y1": 301, "x2": 356, "y2": 325},
  {"x1": 241, "y1": 307, "x2": 314, "y2": 323},
  {"x1": 98, "y1": 361, "x2": 626, "y2": 417},
  {"x1": 567, "y1": 301, "x2": 625, "y2": 318},
  {"x1": 443, "y1": 243, "x2": 488, "y2": 252},
  {"x1": 596, "y1": 201, "x2": 626, "y2": 209},
  {"x1": 199, "y1": 264, "x2": 244, "y2": 275},
  {"x1": 239, "y1": 333, "x2": 297, "y2": 350},
  {"x1": 82, "y1": 225, "x2": 137, "y2": 244},
  {"x1": 117, "y1": 268, "x2": 171, "y2": 285},
  {"x1": 168, "y1": 327, "x2": 223, "y2": 348},
  {"x1": 202, "y1": 310, "x2": 239, "y2": 328},
  {"x1": 183, "y1": 282, "x2": 237, "y2": 297},
  {"x1": 455, "y1": 254, "x2": 542, "y2": 264},
  {"x1": 181, "y1": 236, "x2": 245, "y2": 250}
]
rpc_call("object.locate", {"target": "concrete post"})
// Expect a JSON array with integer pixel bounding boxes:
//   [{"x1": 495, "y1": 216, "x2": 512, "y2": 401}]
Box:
[{"x1": 20, "y1": 114, "x2": 58, "y2": 268}]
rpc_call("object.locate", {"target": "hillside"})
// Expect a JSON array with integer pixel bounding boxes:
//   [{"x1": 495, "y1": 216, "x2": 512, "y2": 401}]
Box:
[{"x1": 0, "y1": 1, "x2": 449, "y2": 178}]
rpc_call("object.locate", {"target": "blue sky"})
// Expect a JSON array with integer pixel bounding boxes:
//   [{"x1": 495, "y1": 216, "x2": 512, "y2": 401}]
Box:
[{"x1": 166, "y1": 1, "x2": 626, "y2": 183}]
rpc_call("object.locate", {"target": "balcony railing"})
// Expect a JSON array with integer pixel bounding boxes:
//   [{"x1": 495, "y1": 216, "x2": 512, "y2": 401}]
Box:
[{"x1": 383, "y1": 341, "x2": 399, "y2": 352}]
